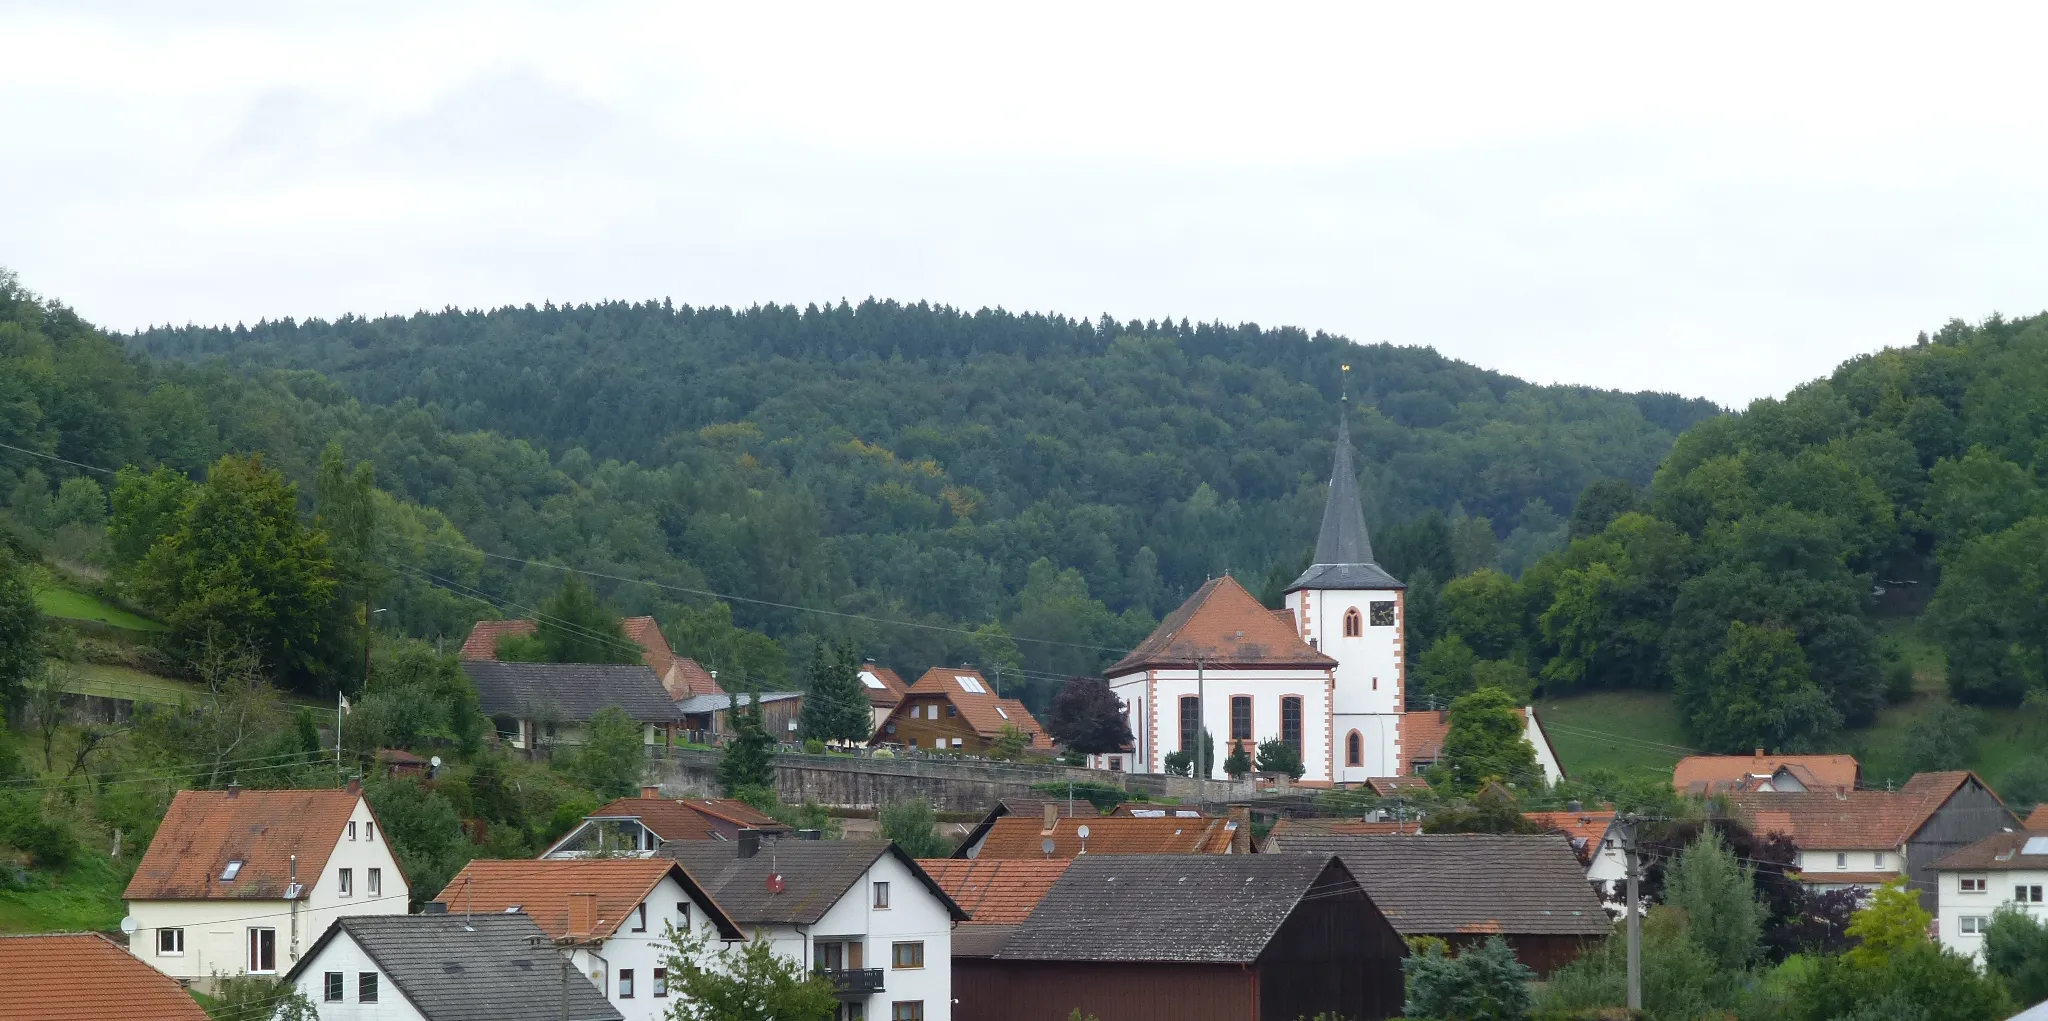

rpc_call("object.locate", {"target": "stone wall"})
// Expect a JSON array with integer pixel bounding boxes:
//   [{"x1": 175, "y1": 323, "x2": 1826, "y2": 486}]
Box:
[{"x1": 646, "y1": 750, "x2": 1258, "y2": 812}]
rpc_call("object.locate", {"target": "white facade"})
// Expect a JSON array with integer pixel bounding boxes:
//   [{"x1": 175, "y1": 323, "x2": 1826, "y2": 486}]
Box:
[
  {"x1": 563, "y1": 873, "x2": 721, "y2": 1021},
  {"x1": 1286, "y1": 586, "x2": 1404, "y2": 780},
  {"x1": 737, "y1": 852, "x2": 955, "y2": 1021},
  {"x1": 1106, "y1": 667, "x2": 1337, "y2": 782},
  {"x1": 286, "y1": 929, "x2": 429, "y2": 1021},
  {"x1": 1937, "y1": 866, "x2": 2048, "y2": 961},
  {"x1": 129, "y1": 796, "x2": 408, "y2": 984}
]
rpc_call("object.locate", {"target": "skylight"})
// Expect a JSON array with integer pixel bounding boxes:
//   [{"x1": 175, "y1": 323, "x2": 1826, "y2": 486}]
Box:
[
  {"x1": 2025, "y1": 837, "x2": 2048, "y2": 856},
  {"x1": 220, "y1": 860, "x2": 243, "y2": 881},
  {"x1": 995, "y1": 705, "x2": 1009, "y2": 719},
  {"x1": 956, "y1": 675, "x2": 986, "y2": 693},
  {"x1": 859, "y1": 672, "x2": 885, "y2": 690}
]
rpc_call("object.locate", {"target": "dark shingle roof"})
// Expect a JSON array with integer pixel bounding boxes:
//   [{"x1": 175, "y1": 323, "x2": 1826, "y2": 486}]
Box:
[
  {"x1": 287, "y1": 914, "x2": 621, "y2": 1021},
  {"x1": 1272, "y1": 834, "x2": 1611, "y2": 936},
  {"x1": 460, "y1": 661, "x2": 684, "y2": 723},
  {"x1": 1288, "y1": 412, "x2": 1403, "y2": 593},
  {"x1": 663, "y1": 841, "x2": 966, "y2": 925},
  {"x1": 996, "y1": 854, "x2": 1354, "y2": 963}
]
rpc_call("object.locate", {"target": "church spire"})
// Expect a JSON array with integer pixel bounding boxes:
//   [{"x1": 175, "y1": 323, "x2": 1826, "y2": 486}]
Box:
[{"x1": 1285, "y1": 378, "x2": 1404, "y2": 592}]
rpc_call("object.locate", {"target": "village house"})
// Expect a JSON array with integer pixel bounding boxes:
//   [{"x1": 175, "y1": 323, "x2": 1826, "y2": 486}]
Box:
[
  {"x1": 956, "y1": 854, "x2": 1408, "y2": 1021},
  {"x1": 283, "y1": 914, "x2": 621, "y2": 1021},
  {"x1": 665, "y1": 839, "x2": 967, "y2": 1021},
  {"x1": 1395, "y1": 706, "x2": 1566, "y2": 785},
  {"x1": 433, "y1": 858, "x2": 742, "y2": 1021},
  {"x1": 461, "y1": 660, "x2": 685, "y2": 758},
  {"x1": 460, "y1": 616, "x2": 723, "y2": 701},
  {"x1": 1928, "y1": 831, "x2": 2048, "y2": 961},
  {"x1": 674, "y1": 689, "x2": 804, "y2": 744},
  {"x1": 1672, "y1": 751, "x2": 1861, "y2": 795},
  {"x1": 123, "y1": 784, "x2": 409, "y2": 988},
  {"x1": 953, "y1": 798, "x2": 1083, "y2": 858},
  {"x1": 858, "y1": 662, "x2": 911, "y2": 732},
  {"x1": 965, "y1": 806, "x2": 1247, "y2": 858},
  {"x1": 0, "y1": 932, "x2": 213, "y2": 1021},
  {"x1": 543, "y1": 787, "x2": 791, "y2": 857},
  {"x1": 1727, "y1": 770, "x2": 2018, "y2": 909},
  {"x1": 1525, "y1": 806, "x2": 1627, "y2": 898},
  {"x1": 917, "y1": 858, "x2": 1073, "y2": 1004},
  {"x1": 1264, "y1": 833, "x2": 1612, "y2": 975},
  {"x1": 870, "y1": 667, "x2": 1050, "y2": 757}
]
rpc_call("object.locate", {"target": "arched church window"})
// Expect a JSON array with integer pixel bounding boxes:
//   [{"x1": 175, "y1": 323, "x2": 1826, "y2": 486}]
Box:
[
  {"x1": 1343, "y1": 607, "x2": 1362, "y2": 638},
  {"x1": 1346, "y1": 731, "x2": 1363, "y2": 767}
]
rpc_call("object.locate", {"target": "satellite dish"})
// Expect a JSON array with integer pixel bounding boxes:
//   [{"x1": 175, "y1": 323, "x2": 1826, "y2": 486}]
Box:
[
  {"x1": 429, "y1": 756, "x2": 443, "y2": 769},
  {"x1": 766, "y1": 873, "x2": 785, "y2": 894},
  {"x1": 1041, "y1": 837, "x2": 1056, "y2": 857},
  {"x1": 1076, "y1": 825, "x2": 1090, "y2": 840},
  {"x1": 119, "y1": 916, "x2": 138, "y2": 935}
]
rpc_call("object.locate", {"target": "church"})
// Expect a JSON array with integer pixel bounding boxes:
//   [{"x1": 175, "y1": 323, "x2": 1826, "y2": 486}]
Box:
[{"x1": 1095, "y1": 411, "x2": 1563, "y2": 786}]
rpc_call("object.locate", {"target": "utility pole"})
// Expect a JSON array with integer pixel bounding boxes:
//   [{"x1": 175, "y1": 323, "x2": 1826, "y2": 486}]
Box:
[
  {"x1": 1196, "y1": 656, "x2": 1207, "y2": 805},
  {"x1": 1619, "y1": 812, "x2": 1643, "y2": 1012}
]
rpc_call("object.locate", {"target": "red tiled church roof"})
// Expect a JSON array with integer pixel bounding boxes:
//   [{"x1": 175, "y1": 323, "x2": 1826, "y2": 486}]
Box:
[{"x1": 1109, "y1": 575, "x2": 1335, "y2": 675}]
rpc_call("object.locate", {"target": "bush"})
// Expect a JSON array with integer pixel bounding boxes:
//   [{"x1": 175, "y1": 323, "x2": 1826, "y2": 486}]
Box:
[
  {"x1": 1405, "y1": 934, "x2": 1535, "y2": 1021},
  {"x1": 1029, "y1": 780, "x2": 1129, "y2": 813},
  {"x1": 879, "y1": 797, "x2": 950, "y2": 858},
  {"x1": 1902, "y1": 700, "x2": 1982, "y2": 773},
  {"x1": 0, "y1": 796, "x2": 78, "y2": 869}
]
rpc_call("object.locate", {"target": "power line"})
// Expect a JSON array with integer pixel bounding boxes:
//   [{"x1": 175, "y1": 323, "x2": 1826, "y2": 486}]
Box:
[{"x1": 0, "y1": 439, "x2": 119, "y2": 475}]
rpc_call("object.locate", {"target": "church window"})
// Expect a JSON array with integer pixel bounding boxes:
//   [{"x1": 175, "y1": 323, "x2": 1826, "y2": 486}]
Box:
[
  {"x1": 1179, "y1": 697, "x2": 1200, "y2": 753},
  {"x1": 1342, "y1": 608, "x2": 1362, "y2": 637},
  {"x1": 1280, "y1": 697, "x2": 1303, "y2": 754},
  {"x1": 1369, "y1": 601, "x2": 1397, "y2": 627},
  {"x1": 1346, "y1": 731, "x2": 1363, "y2": 767},
  {"x1": 1229, "y1": 697, "x2": 1252, "y2": 741}
]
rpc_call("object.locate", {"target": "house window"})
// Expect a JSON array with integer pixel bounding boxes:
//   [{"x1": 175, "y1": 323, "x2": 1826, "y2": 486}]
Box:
[
  {"x1": 338, "y1": 868, "x2": 352, "y2": 897},
  {"x1": 1835, "y1": 853, "x2": 1847, "y2": 869},
  {"x1": 1346, "y1": 731, "x2": 1363, "y2": 768},
  {"x1": 1230, "y1": 697, "x2": 1252, "y2": 742},
  {"x1": 365, "y1": 823, "x2": 375, "y2": 842},
  {"x1": 891, "y1": 941, "x2": 924, "y2": 968},
  {"x1": 1280, "y1": 696, "x2": 1303, "y2": 753},
  {"x1": 951, "y1": 737, "x2": 963, "y2": 748},
  {"x1": 892, "y1": 1002, "x2": 925, "y2": 1021},
  {"x1": 946, "y1": 705, "x2": 957, "y2": 717},
  {"x1": 368, "y1": 868, "x2": 382, "y2": 896},
  {"x1": 843, "y1": 1004, "x2": 867, "y2": 1021},
  {"x1": 1369, "y1": 600, "x2": 1396, "y2": 626},
  {"x1": 632, "y1": 903, "x2": 648, "y2": 932},
  {"x1": 653, "y1": 968, "x2": 667, "y2": 997},
  {"x1": 2019, "y1": 885, "x2": 2045, "y2": 903},
  {"x1": 247, "y1": 928, "x2": 276, "y2": 973},
  {"x1": 359, "y1": 973, "x2": 378, "y2": 1003},
  {"x1": 619, "y1": 969, "x2": 635, "y2": 998},
  {"x1": 348, "y1": 821, "x2": 358, "y2": 841},
  {"x1": 1962, "y1": 877, "x2": 1987, "y2": 893},
  {"x1": 323, "y1": 973, "x2": 343, "y2": 1002},
  {"x1": 676, "y1": 903, "x2": 692, "y2": 930},
  {"x1": 1343, "y1": 608, "x2": 1362, "y2": 637},
  {"x1": 221, "y1": 860, "x2": 244, "y2": 881},
  {"x1": 1961, "y1": 916, "x2": 1991, "y2": 934},
  {"x1": 1108, "y1": 755, "x2": 1123, "y2": 771},
  {"x1": 874, "y1": 881, "x2": 890, "y2": 908},
  {"x1": 1873, "y1": 853, "x2": 1886, "y2": 869},
  {"x1": 1179, "y1": 696, "x2": 1199, "y2": 754}
]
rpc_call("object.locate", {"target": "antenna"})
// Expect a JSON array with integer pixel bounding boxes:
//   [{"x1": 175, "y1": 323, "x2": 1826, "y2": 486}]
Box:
[{"x1": 463, "y1": 875, "x2": 475, "y2": 932}]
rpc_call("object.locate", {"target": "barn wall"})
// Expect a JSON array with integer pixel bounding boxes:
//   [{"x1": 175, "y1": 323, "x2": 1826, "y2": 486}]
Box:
[
  {"x1": 1257, "y1": 864, "x2": 1407, "y2": 1021},
  {"x1": 1907, "y1": 778, "x2": 2019, "y2": 910},
  {"x1": 955, "y1": 960, "x2": 1253, "y2": 1021}
]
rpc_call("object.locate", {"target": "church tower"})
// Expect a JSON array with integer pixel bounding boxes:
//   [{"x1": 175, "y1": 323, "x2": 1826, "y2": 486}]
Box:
[{"x1": 1284, "y1": 408, "x2": 1406, "y2": 781}]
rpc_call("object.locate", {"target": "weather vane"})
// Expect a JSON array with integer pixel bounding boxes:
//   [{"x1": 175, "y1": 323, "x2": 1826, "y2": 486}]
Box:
[{"x1": 1341, "y1": 363, "x2": 1350, "y2": 402}]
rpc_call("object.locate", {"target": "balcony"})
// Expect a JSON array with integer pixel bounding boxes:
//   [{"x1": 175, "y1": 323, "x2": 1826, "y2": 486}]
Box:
[{"x1": 814, "y1": 968, "x2": 885, "y2": 996}]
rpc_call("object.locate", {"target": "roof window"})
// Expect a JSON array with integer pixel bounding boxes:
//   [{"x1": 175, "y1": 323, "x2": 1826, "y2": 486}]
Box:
[
  {"x1": 860, "y1": 672, "x2": 885, "y2": 690},
  {"x1": 956, "y1": 675, "x2": 986, "y2": 693},
  {"x1": 995, "y1": 705, "x2": 1010, "y2": 719},
  {"x1": 221, "y1": 860, "x2": 244, "y2": 881}
]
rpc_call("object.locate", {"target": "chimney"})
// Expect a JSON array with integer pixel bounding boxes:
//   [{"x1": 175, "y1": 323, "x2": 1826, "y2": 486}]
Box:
[
  {"x1": 1754, "y1": 748, "x2": 1765, "y2": 758},
  {"x1": 422, "y1": 902, "x2": 449, "y2": 915},
  {"x1": 641, "y1": 785, "x2": 661, "y2": 800},
  {"x1": 224, "y1": 782, "x2": 241, "y2": 799},
  {"x1": 1566, "y1": 800, "x2": 1583, "y2": 813},
  {"x1": 345, "y1": 778, "x2": 361, "y2": 795},
  {"x1": 736, "y1": 831, "x2": 761, "y2": 859},
  {"x1": 1836, "y1": 785, "x2": 1848, "y2": 800},
  {"x1": 1042, "y1": 804, "x2": 1059, "y2": 832},
  {"x1": 568, "y1": 893, "x2": 598, "y2": 937}
]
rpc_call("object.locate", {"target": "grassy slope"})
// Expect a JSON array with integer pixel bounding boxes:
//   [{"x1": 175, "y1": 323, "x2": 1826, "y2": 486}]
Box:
[
  {"x1": 0, "y1": 850, "x2": 131, "y2": 934},
  {"x1": 1539, "y1": 617, "x2": 2048, "y2": 796},
  {"x1": 34, "y1": 586, "x2": 161, "y2": 631}
]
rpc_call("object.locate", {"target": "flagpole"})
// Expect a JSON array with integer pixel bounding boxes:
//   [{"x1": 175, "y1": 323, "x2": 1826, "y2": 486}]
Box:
[{"x1": 337, "y1": 691, "x2": 344, "y2": 774}]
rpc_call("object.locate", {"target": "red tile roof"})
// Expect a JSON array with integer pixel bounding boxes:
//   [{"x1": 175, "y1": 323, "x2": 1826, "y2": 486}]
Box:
[
  {"x1": 1108, "y1": 576, "x2": 1336, "y2": 675},
  {"x1": 859, "y1": 663, "x2": 909, "y2": 707},
  {"x1": 1400, "y1": 709, "x2": 1536, "y2": 770},
  {"x1": 1364, "y1": 776, "x2": 1432, "y2": 796},
  {"x1": 586, "y1": 797, "x2": 788, "y2": 841},
  {"x1": 1726, "y1": 771, "x2": 2000, "y2": 851},
  {"x1": 459, "y1": 619, "x2": 535, "y2": 659},
  {"x1": 1672, "y1": 753, "x2": 1860, "y2": 794},
  {"x1": 917, "y1": 858, "x2": 1073, "y2": 924},
  {"x1": 436, "y1": 858, "x2": 739, "y2": 940},
  {"x1": 125, "y1": 788, "x2": 375, "y2": 901},
  {"x1": 1524, "y1": 810, "x2": 1617, "y2": 863},
  {"x1": 0, "y1": 933, "x2": 210, "y2": 1021},
  {"x1": 896, "y1": 669, "x2": 1051, "y2": 746},
  {"x1": 460, "y1": 617, "x2": 710, "y2": 695},
  {"x1": 620, "y1": 616, "x2": 675, "y2": 680},
  {"x1": 668, "y1": 657, "x2": 724, "y2": 698},
  {"x1": 2027, "y1": 805, "x2": 2048, "y2": 832},
  {"x1": 972, "y1": 815, "x2": 1238, "y2": 858}
]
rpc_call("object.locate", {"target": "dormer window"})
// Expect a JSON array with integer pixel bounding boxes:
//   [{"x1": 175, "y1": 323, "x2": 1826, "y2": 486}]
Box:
[{"x1": 221, "y1": 860, "x2": 244, "y2": 881}]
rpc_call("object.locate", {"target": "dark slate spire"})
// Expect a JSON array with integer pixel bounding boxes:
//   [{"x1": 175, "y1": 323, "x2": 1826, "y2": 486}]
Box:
[{"x1": 1287, "y1": 407, "x2": 1404, "y2": 592}]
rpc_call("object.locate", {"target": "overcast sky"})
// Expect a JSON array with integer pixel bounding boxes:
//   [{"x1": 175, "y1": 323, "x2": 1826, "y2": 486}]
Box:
[{"x1": 5, "y1": 3, "x2": 2047, "y2": 407}]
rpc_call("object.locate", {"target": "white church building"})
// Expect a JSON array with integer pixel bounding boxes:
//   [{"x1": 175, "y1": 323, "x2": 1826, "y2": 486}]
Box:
[{"x1": 1096, "y1": 411, "x2": 1562, "y2": 786}]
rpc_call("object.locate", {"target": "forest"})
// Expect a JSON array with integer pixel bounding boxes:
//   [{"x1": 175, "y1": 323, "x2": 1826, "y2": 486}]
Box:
[{"x1": 9, "y1": 276, "x2": 1717, "y2": 708}]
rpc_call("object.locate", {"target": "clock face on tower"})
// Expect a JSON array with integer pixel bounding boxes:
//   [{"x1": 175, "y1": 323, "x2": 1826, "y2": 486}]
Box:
[{"x1": 1368, "y1": 600, "x2": 1396, "y2": 627}]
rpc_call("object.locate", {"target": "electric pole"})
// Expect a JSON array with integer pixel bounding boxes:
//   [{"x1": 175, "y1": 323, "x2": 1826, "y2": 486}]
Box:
[{"x1": 1619, "y1": 812, "x2": 1643, "y2": 1012}]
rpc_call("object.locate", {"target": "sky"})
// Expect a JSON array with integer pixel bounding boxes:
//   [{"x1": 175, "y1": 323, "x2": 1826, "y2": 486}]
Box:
[{"x1": 4, "y1": 3, "x2": 2048, "y2": 407}]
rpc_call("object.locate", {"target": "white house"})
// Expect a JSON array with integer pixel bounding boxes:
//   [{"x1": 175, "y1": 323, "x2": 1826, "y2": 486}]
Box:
[
  {"x1": 434, "y1": 858, "x2": 743, "y2": 1021},
  {"x1": 1929, "y1": 830, "x2": 2048, "y2": 961},
  {"x1": 667, "y1": 839, "x2": 968, "y2": 1021},
  {"x1": 1525, "y1": 808, "x2": 1627, "y2": 899},
  {"x1": 282, "y1": 913, "x2": 621, "y2": 1021},
  {"x1": 123, "y1": 784, "x2": 408, "y2": 988}
]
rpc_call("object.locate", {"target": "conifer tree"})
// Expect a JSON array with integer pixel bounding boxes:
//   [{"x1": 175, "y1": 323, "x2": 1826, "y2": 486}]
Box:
[{"x1": 798, "y1": 642, "x2": 873, "y2": 745}]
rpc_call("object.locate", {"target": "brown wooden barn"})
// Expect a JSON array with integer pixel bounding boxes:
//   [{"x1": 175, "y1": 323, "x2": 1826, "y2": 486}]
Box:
[
  {"x1": 953, "y1": 854, "x2": 1407, "y2": 1021},
  {"x1": 1262, "y1": 832, "x2": 1612, "y2": 975}
]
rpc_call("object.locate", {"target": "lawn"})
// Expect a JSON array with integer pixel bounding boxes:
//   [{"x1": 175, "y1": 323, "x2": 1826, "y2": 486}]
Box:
[
  {"x1": 0, "y1": 851, "x2": 130, "y2": 934},
  {"x1": 1536, "y1": 690, "x2": 1697, "y2": 775},
  {"x1": 33, "y1": 585, "x2": 161, "y2": 631}
]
